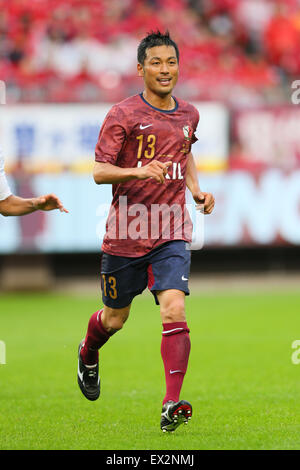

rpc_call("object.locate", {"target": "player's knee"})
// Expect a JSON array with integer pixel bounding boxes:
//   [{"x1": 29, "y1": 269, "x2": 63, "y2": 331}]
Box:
[
  {"x1": 102, "y1": 308, "x2": 129, "y2": 333},
  {"x1": 107, "y1": 316, "x2": 126, "y2": 333},
  {"x1": 161, "y1": 301, "x2": 186, "y2": 323}
]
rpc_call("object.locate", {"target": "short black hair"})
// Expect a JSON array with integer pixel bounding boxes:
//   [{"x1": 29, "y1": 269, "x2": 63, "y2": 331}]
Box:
[{"x1": 137, "y1": 30, "x2": 179, "y2": 65}]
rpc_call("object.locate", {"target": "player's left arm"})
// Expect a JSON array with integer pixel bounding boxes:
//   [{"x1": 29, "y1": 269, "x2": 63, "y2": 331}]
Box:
[
  {"x1": 186, "y1": 152, "x2": 215, "y2": 215},
  {"x1": 0, "y1": 193, "x2": 68, "y2": 216}
]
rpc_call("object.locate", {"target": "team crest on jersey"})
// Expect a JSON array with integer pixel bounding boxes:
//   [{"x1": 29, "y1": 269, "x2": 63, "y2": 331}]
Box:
[{"x1": 182, "y1": 125, "x2": 193, "y2": 141}]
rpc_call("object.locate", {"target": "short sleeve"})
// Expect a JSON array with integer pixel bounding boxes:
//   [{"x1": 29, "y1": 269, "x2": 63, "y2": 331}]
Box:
[
  {"x1": 191, "y1": 107, "x2": 200, "y2": 145},
  {"x1": 95, "y1": 106, "x2": 128, "y2": 165},
  {"x1": 0, "y1": 146, "x2": 12, "y2": 201}
]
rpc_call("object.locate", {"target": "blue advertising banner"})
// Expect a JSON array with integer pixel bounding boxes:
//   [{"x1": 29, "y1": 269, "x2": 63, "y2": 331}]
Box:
[{"x1": 1, "y1": 170, "x2": 300, "y2": 253}]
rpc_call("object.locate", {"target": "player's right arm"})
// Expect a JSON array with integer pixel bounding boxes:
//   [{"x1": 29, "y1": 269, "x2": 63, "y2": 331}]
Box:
[{"x1": 93, "y1": 160, "x2": 172, "y2": 185}]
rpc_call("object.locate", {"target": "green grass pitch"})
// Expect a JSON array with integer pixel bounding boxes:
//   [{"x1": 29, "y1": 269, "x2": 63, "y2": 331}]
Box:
[{"x1": 0, "y1": 290, "x2": 299, "y2": 450}]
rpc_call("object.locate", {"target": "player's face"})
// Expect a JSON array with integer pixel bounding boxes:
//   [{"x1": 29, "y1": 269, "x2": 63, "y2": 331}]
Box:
[{"x1": 138, "y1": 45, "x2": 179, "y2": 97}]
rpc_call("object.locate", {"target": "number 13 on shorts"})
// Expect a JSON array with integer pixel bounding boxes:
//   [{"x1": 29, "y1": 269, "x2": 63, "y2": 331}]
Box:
[{"x1": 102, "y1": 274, "x2": 118, "y2": 299}]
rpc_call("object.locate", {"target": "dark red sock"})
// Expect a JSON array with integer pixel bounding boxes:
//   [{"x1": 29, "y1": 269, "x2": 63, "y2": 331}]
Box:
[
  {"x1": 80, "y1": 309, "x2": 110, "y2": 365},
  {"x1": 161, "y1": 322, "x2": 191, "y2": 405}
]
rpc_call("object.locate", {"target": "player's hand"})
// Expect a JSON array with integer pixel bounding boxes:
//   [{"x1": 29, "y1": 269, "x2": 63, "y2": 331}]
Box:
[
  {"x1": 32, "y1": 194, "x2": 69, "y2": 213},
  {"x1": 193, "y1": 191, "x2": 215, "y2": 214},
  {"x1": 136, "y1": 160, "x2": 172, "y2": 184}
]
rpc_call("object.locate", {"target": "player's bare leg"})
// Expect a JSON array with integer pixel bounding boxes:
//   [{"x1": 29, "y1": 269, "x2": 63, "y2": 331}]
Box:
[
  {"x1": 157, "y1": 289, "x2": 192, "y2": 432},
  {"x1": 158, "y1": 289, "x2": 186, "y2": 324},
  {"x1": 101, "y1": 304, "x2": 131, "y2": 334},
  {"x1": 78, "y1": 304, "x2": 131, "y2": 401}
]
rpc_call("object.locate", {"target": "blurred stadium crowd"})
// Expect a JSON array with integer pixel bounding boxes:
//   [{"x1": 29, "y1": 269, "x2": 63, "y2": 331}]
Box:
[{"x1": 1, "y1": 0, "x2": 300, "y2": 106}]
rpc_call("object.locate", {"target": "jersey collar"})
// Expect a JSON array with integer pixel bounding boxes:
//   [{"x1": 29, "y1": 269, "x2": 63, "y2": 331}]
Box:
[{"x1": 139, "y1": 92, "x2": 178, "y2": 113}]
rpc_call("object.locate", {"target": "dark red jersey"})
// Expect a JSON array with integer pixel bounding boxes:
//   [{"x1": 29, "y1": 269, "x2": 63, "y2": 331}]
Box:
[{"x1": 95, "y1": 93, "x2": 199, "y2": 257}]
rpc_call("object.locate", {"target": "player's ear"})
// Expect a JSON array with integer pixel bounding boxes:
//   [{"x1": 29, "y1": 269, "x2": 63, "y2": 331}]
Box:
[{"x1": 137, "y1": 63, "x2": 144, "y2": 77}]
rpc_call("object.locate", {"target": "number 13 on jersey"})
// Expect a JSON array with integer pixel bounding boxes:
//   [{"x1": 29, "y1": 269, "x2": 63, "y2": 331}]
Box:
[{"x1": 136, "y1": 134, "x2": 156, "y2": 159}]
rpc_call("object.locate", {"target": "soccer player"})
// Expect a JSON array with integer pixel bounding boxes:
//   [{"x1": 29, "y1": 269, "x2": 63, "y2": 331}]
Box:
[
  {"x1": 0, "y1": 144, "x2": 68, "y2": 216},
  {"x1": 77, "y1": 31, "x2": 215, "y2": 432}
]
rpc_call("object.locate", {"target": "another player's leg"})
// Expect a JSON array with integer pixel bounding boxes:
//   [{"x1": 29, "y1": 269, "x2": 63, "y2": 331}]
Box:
[
  {"x1": 157, "y1": 289, "x2": 192, "y2": 432},
  {"x1": 78, "y1": 304, "x2": 131, "y2": 401}
]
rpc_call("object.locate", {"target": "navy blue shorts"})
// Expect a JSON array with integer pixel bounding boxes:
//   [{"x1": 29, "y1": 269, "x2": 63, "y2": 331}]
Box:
[{"x1": 100, "y1": 240, "x2": 191, "y2": 308}]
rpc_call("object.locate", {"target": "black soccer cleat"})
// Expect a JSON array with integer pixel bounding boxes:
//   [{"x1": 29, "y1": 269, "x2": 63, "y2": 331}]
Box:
[
  {"x1": 77, "y1": 340, "x2": 100, "y2": 401},
  {"x1": 160, "y1": 400, "x2": 192, "y2": 432}
]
